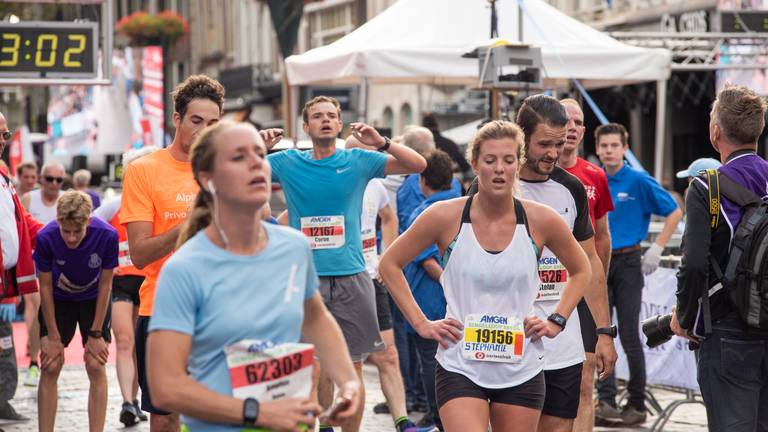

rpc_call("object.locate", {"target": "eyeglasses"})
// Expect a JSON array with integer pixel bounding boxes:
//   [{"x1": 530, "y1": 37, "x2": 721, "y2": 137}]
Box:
[
  {"x1": 44, "y1": 176, "x2": 64, "y2": 184},
  {"x1": 0, "y1": 131, "x2": 11, "y2": 140}
]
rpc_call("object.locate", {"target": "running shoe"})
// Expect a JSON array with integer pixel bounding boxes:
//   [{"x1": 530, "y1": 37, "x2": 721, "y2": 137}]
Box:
[
  {"x1": 373, "y1": 401, "x2": 390, "y2": 414},
  {"x1": 119, "y1": 401, "x2": 139, "y2": 427},
  {"x1": 133, "y1": 400, "x2": 148, "y2": 421},
  {"x1": 24, "y1": 365, "x2": 40, "y2": 387},
  {"x1": 398, "y1": 419, "x2": 439, "y2": 432},
  {"x1": 620, "y1": 404, "x2": 647, "y2": 426},
  {"x1": 594, "y1": 400, "x2": 622, "y2": 426},
  {"x1": 0, "y1": 402, "x2": 29, "y2": 421}
]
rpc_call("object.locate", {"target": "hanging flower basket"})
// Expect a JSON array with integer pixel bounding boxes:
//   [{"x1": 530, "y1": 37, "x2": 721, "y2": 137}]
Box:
[{"x1": 116, "y1": 11, "x2": 189, "y2": 47}]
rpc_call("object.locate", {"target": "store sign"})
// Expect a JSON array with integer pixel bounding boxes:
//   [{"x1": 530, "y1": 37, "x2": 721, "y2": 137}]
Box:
[
  {"x1": 660, "y1": 10, "x2": 709, "y2": 33},
  {"x1": 721, "y1": 11, "x2": 768, "y2": 32}
]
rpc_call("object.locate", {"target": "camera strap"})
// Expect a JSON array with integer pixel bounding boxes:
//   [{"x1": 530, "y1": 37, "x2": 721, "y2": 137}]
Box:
[{"x1": 700, "y1": 168, "x2": 722, "y2": 336}]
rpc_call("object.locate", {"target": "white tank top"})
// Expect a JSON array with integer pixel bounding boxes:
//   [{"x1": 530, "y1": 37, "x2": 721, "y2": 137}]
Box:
[
  {"x1": 28, "y1": 189, "x2": 58, "y2": 225},
  {"x1": 435, "y1": 196, "x2": 544, "y2": 388}
]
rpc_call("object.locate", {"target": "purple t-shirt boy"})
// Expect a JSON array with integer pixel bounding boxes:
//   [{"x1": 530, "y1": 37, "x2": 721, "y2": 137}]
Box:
[{"x1": 34, "y1": 217, "x2": 119, "y2": 301}]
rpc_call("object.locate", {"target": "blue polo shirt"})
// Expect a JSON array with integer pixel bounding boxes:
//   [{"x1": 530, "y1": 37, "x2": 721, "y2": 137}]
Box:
[
  {"x1": 396, "y1": 174, "x2": 462, "y2": 233},
  {"x1": 606, "y1": 163, "x2": 678, "y2": 250},
  {"x1": 268, "y1": 148, "x2": 388, "y2": 276}
]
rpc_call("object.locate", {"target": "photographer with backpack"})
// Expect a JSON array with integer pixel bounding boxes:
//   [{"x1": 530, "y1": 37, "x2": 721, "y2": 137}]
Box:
[{"x1": 671, "y1": 84, "x2": 768, "y2": 432}]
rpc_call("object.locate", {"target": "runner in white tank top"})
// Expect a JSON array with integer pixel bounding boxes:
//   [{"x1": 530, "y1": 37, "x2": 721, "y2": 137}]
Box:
[
  {"x1": 380, "y1": 121, "x2": 591, "y2": 432},
  {"x1": 26, "y1": 189, "x2": 59, "y2": 225}
]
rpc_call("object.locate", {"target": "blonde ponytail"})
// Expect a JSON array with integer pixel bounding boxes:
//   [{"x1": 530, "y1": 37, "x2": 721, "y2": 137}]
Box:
[{"x1": 177, "y1": 191, "x2": 213, "y2": 248}]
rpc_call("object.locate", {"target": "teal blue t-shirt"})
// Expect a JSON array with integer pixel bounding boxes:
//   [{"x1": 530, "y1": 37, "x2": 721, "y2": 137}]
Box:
[
  {"x1": 268, "y1": 148, "x2": 388, "y2": 276},
  {"x1": 149, "y1": 223, "x2": 319, "y2": 432}
]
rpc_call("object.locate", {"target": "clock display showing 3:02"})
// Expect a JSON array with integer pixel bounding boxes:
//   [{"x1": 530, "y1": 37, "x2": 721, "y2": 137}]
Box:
[{"x1": 0, "y1": 22, "x2": 97, "y2": 78}]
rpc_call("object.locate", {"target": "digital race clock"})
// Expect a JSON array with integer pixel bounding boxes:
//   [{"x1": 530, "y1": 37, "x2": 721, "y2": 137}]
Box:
[{"x1": 0, "y1": 22, "x2": 98, "y2": 79}]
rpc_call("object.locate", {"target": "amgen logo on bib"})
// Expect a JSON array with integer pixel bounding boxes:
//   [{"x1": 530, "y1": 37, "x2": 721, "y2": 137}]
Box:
[
  {"x1": 310, "y1": 216, "x2": 332, "y2": 223},
  {"x1": 539, "y1": 256, "x2": 559, "y2": 265},
  {"x1": 479, "y1": 315, "x2": 508, "y2": 324}
]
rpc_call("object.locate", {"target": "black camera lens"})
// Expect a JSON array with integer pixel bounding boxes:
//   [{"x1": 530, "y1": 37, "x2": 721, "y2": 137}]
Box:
[{"x1": 642, "y1": 313, "x2": 674, "y2": 348}]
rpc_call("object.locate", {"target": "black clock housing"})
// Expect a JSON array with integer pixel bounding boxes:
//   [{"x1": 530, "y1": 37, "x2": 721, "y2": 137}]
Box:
[{"x1": 0, "y1": 21, "x2": 98, "y2": 78}]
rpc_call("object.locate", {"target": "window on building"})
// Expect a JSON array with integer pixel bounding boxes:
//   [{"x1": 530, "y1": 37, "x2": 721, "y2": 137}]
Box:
[
  {"x1": 309, "y1": 2, "x2": 355, "y2": 48},
  {"x1": 382, "y1": 107, "x2": 394, "y2": 132},
  {"x1": 399, "y1": 103, "x2": 413, "y2": 133}
]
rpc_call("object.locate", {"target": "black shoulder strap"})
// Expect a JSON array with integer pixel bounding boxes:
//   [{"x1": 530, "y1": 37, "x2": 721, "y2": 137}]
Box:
[
  {"x1": 514, "y1": 198, "x2": 532, "y2": 238},
  {"x1": 718, "y1": 172, "x2": 763, "y2": 207},
  {"x1": 461, "y1": 194, "x2": 473, "y2": 224},
  {"x1": 704, "y1": 169, "x2": 721, "y2": 229}
]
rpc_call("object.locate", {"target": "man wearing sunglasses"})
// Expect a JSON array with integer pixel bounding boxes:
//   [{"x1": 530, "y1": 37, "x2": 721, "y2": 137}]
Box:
[
  {"x1": 0, "y1": 111, "x2": 43, "y2": 423},
  {"x1": 22, "y1": 162, "x2": 65, "y2": 226}
]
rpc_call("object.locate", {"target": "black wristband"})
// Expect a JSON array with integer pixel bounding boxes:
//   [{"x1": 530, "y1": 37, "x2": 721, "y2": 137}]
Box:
[
  {"x1": 87, "y1": 329, "x2": 103, "y2": 339},
  {"x1": 596, "y1": 325, "x2": 617, "y2": 338},
  {"x1": 243, "y1": 397, "x2": 259, "y2": 426},
  {"x1": 547, "y1": 313, "x2": 567, "y2": 330},
  {"x1": 378, "y1": 136, "x2": 391, "y2": 152}
]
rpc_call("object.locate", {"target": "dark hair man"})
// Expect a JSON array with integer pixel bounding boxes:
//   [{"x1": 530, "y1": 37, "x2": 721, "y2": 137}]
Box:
[
  {"x1": 671, "y1": 84, "x2": 768, "y2": 432},
  {"x1": 122, "y1": 74, "x2": 224, "y2": 432},
  {"x1": 595, "y1": 122, "x2": 682, "y2": 425},
  {"x1": 515, "y1": 95, "x2": 617, "y2": 432}
]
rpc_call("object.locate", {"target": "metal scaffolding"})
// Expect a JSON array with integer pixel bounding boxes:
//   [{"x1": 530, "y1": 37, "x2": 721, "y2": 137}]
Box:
[{"x1": 610, "y1": 32, "x2": 768, "y2": 71}]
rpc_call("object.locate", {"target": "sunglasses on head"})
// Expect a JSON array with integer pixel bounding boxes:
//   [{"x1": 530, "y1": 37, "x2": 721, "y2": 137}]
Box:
[
  {"x1": 1, "y1": 131, "x2": 11, "y2": 140},
  {"x1": 44, "y1": 176, "x2": 64, "y2": 184}
]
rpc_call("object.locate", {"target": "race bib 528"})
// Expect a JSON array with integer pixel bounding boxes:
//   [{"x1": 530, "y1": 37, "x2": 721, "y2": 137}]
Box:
[{"x1": 536, "y1": 254, "x2": 568, "y2": 302}]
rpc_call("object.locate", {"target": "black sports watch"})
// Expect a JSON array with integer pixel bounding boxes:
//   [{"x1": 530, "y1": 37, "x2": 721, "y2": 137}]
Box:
[
  {"x1": 547, "y1": 313, "x2": 567, "y2": 330},
  {"x1": 378, "y1": 136, "x2": 391, "y2": 152},
  {"x1": 243, "y1": 397, "x2": 259, "y2": 426},
  {"x1": 596, "y1": 325, "x2": 618, "y2": 338},
  {"x1": 87, "y1": 329, "x2": 103, "y2": 339}
]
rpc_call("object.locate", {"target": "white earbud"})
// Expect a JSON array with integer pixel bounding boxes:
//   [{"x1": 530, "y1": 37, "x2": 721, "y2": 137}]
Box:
[{"x1": 207, "y1": 180, "x2": 216, "y2": 194}]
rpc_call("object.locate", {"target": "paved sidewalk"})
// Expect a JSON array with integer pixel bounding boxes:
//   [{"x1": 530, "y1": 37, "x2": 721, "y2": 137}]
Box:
[{"x1": 1, "y1": 364, "x2": 707, "y2": 431}]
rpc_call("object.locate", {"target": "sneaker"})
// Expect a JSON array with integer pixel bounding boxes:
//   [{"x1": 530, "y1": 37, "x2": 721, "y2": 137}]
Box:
[
  {"x1": 408, "y1": 400, "x2": 429, "y2": 414},
  {"x1": 373, "y1": 401, "x2": 390, "y2": 414},
  {"x1": 594, "y1": 400, "x2": 622, "y2": 425},
  {"x1": 24, "y1": 365, "x2": 40, "y2": 387},
  {"x1": 133, "y1": 400, "x2": 148, "y2": 421},
  {"x1": 621, "y1": 404, "x2": 647, "y2": 426},
  {"x1": 119, "y1": 402, "x2": 139, "y2": 427},
  {"x1": 0, "y1": 402, "x2": 29, "y2": 422},
  {"x1": 398, "y1": 420, "x2": 439, "y2": 432}
]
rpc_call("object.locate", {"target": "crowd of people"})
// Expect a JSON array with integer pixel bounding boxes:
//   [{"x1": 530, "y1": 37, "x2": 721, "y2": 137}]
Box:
[{"x1": 0, "y1": 74, "x2": 765, "y2": 432}]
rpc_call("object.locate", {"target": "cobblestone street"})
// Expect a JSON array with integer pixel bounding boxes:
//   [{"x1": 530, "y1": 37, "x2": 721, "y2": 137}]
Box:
[{"x1": 1, "y1": 364, "x2": 707, "y2": 431}]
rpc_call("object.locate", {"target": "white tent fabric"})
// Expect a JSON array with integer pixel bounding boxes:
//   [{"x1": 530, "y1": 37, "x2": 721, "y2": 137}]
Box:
[{"x1": 286, "y1": 0, "x2": 671, "y2": 88}]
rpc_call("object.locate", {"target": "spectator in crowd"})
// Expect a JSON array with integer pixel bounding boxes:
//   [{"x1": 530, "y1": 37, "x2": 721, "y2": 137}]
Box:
[
  {"x1": 22, "y1": 162, "x2": 65, "y2": 225},
  {"x1": 73, "y1": 169, "x2": 101, "y2": 210},
  {"x1": 422, "y1": 113, "x2": 471, "y2": 178},
  {"x1": 0, "y1": 110, "x2": 42, "y2": 424},
  {"x1": 16, "y1": 162, "x2": 39, "y2": 197}
]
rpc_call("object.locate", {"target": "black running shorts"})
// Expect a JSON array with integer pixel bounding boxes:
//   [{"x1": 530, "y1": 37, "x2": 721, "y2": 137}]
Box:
[
  {"x1": 542, "y1": 362, "x2": 584, "y2": 419},
  {"x1": 435, "y1": 364, "x2": 545, "y2": 411},
  {"x1": 39, "y1": 298, "x2": 112, "y2": 347}
]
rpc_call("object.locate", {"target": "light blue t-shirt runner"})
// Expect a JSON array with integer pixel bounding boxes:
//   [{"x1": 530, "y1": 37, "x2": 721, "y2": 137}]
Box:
[
  {"x1": 268, "y1": 148, "x2": 388, "y2": 276},
  {"x1": 149, "y1": 223, "x2": 319, "y2": 432}
]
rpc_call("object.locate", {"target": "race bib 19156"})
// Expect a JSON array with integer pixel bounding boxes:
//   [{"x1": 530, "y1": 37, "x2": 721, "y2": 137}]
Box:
[
  {"x1": 300, "y1": 216, "x2": 345, "y2": 249},
  {"x1": 462, "y1": 314, "x2": 525, "y2": 363},
  {"x1": 225, "y1": 341, "x2": 314, "y2": 401},
  {"x1": 536, "y1": 254, "x2": 568, "y2": 302}
]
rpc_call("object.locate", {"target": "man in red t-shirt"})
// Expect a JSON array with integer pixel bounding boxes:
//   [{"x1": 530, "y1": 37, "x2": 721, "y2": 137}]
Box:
[{"x1": 560, "y1": 98, "x2": 615, "y2": 431}]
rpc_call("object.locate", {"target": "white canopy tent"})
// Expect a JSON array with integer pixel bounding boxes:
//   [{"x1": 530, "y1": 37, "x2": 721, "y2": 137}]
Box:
[{"x1": 285, "y1": 0, "x2": 673, "y2": 178}]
